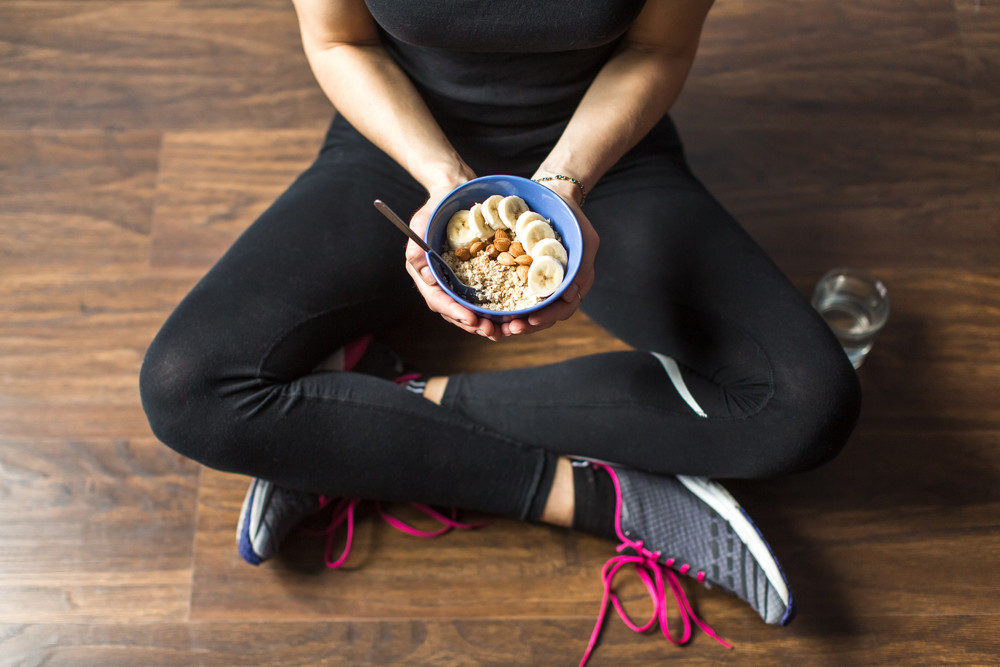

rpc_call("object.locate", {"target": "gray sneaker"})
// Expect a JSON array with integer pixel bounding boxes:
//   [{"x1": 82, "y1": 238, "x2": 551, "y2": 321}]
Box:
[
  {"x1": 236, "y1": 478, "x2": 320, "y2": 565},
  {"x1": 601, "y1": 462, "x2": 795, "y2": 626}
]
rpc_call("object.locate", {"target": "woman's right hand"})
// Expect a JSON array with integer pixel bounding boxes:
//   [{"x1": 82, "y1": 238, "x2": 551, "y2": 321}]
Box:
[{"x1": 404, "y1": 184, "x2": 502, "y2": 342}]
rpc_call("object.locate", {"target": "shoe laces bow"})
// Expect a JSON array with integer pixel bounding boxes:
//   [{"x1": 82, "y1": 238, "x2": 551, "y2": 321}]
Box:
[{"x1": 579, "y1": 463, "x2": 733, "y2": 666}]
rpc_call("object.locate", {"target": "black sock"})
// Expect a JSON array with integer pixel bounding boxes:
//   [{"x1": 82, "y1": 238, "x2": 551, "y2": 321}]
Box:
[{"x1": 571, "y1": 462, "x2": 617, "y2": 541}]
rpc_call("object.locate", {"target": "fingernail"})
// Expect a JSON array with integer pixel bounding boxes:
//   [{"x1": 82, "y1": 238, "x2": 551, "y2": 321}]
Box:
[{"x1": 476, "y1": 329, "x2": 486, "y2": 337}]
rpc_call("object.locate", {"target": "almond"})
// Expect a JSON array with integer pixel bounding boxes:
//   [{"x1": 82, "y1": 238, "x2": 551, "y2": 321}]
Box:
[
  {"x1": 516, "y1": 265, "x2": 530, "y2": 283},
  {"x1": 497, "y1": 251, "x2": 516, "y2": 266},
  {"x1": 470, "y1": 240, "x2": 484, "y2": 255},
  {"x1": 494, "y1": 229, "x2": 510, "y2": 243},
  {"x1": 494, "y1": 238, "x2": 511, "y2": 252},
  {"x1": 486, "y1": 243, "x2": 500, "y2": 259},
  {"x1": 455, "y1": 246, "x2": 472, "y2": 261},
  {"x1": 515, "y1": 254, "x2": 533, "y2": 266},
  {"x1": 508, "y1": 242, "x2": 525, "y2": 257}
]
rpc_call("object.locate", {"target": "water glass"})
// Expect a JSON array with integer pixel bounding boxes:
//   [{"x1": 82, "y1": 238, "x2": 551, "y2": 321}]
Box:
[{"x1": 811, "y1": 268, "x2": 890, "y2": 369}]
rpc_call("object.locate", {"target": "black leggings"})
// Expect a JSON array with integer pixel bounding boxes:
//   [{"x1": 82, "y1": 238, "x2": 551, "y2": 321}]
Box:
[{"x1": 139, "y1": 114, "x2": 861, "y2": 521}]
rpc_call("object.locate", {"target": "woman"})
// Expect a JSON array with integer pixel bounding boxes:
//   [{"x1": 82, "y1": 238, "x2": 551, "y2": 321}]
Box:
[{"x1": 139, "y1": 0, "x2": 861, "y2": 656}]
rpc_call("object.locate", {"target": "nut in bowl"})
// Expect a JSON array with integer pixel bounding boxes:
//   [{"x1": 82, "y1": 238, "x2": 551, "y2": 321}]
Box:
[{"x1": 425, "y1": 175, "x2": 583, "y2": 323}]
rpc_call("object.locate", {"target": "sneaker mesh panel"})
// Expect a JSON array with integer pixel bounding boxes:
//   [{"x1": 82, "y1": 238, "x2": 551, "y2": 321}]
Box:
[{"x1": 615, "y1": 467, "x2": 785, "y2": 624}]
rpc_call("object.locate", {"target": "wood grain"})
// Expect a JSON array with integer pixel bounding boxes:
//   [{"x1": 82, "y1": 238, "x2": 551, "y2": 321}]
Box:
[
  {"x1": 0, "y1": 1, "x2": 329, "y2": 130},
  {"x1": 0, "y1": 268, "x2": 201, "y2": 438},
  {"x1": 690, "y1": 0, "x2": 973, "y2": 116},
  {"x1": 675, "y1": 0, "x2": 996, "y2": 190},
  {"x1": 2, "y1": 615, "x2": 1000, "y2": 665},
  {"x1": 716, "y1": 181, "x2": 1000, "y2": 275},
  {"x1": 0, "y1": 131, "x2": 160, "y2": 273},
  {"x1": 0, "y1": 437, "x2": 199, "y2": 622},
  {"x1": 3, "y1": 615, "x2": 999, "y2": 665},
  {"x1": 150, "y1": 130, "x2": 325, "y2": 269},
  {"x1": 955, "y1": 0, "x2": 1000, "y2": 114}
]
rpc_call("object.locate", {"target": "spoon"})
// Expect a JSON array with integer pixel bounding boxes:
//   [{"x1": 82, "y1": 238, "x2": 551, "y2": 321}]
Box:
[{"x1": 373, "y1": 199, "x2": 483, "y2": 304}]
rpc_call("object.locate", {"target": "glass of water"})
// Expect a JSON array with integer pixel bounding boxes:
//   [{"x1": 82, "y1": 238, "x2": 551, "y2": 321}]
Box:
[{"x1": 811, "y1": 268, "x2": 890, "y2": 369}]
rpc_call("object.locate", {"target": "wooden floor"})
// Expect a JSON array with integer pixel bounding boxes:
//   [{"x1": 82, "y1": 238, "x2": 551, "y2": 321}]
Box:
[{"x1": 2, "y1": 0, "x2": 999, "y2": 663}]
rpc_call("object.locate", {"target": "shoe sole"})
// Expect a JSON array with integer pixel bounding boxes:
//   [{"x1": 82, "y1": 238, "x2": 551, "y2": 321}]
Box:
[
  {"x1": 675, "y1": 474, "x2": 794, "y2": 624},
  {"x1": 236, "y1": 479, "x2": 268, "y2": 566}
]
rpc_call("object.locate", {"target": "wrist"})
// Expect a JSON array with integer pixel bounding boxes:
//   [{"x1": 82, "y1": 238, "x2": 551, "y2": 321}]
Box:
[
  {"x1": 419, "y1": 159, "x2": 476, "y2": 196},
  {"x1": 531, "y1": 170, "x2": 587, "y2": 206}
]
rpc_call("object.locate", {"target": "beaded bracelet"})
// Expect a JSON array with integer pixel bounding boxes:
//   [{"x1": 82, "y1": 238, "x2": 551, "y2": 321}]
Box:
[{"x1": 532, "y1": 174, "x2": 587, "y2": 205}]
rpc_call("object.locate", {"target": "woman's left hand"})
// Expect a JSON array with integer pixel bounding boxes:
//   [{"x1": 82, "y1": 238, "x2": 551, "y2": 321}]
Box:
[{"x1": 500, "y1": 178, "x2": 599, "y2": 336}]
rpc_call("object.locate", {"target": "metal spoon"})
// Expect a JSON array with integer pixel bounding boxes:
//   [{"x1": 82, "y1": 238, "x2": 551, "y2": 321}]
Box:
[{"x1": 373, "y1": 199, "x2": 483, "y2": 304}]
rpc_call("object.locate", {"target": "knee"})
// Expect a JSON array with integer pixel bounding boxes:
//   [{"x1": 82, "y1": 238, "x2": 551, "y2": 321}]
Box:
[
  {"x1": 138, "y1": 328, "x2": 236, "y2": 469},
  {"x1": 763, "y1": 350, "x2": 862, "y2": 475}
]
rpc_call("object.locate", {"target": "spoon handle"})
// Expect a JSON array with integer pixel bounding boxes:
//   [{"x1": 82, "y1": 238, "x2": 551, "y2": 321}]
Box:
[{"x1": 373, "y1": 199, "x2": 433, "y2": 253}]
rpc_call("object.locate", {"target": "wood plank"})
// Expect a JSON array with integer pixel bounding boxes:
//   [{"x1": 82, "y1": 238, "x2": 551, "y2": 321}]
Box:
[
  {"x1": 955, "y1": 0, "x2": 1000, "y2": 114},
  {"x1": 0, "y1": 268, "x2": 200, "y2": 438},
  {"x1": 0, "y1": 131, "x2": 159, "y2": 273},
  {"x1": 691, "y1": 0, "x2": 973, "y2": 116},
  {"x1": 1, "y1": 615, "x2": 999, "y2": 665},
  {"x1": 674, "y1": 0, "x2": 996, "y2": 190},
  {"x1": 672, "y1": 107, "x2": 998, "y2": 192},
  {"x1": 0, "y1": 437, "x2": 199, "y2": 622},
  {"x1": 0, "y1": 1, "x2": 329, "y2": 130},
  {"x1": 150, "y1": 130, "x2": 323, "y2": 269},
  {"x1": 718, "y1": 180, "x2": 1000, "y2": 275}
]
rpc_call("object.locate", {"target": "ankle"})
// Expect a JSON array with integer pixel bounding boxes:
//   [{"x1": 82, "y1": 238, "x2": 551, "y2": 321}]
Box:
[
  {"x1": 539, "y1": 457, "x2": 575, "y2": 527},
  {"x1": 422, "y1": 376, "x2": 448, "y2": 404}
]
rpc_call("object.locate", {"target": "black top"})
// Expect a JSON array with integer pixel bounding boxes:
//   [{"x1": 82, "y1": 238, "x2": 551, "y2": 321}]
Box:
[{"x1": 364, "y1": 0, "x2": 647, "y2": 137}]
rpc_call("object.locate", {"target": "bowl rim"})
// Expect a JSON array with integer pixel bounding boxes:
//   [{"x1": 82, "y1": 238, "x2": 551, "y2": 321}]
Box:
[{"x1": 424, "y1": 175, "x2": 582, "y2": 317}]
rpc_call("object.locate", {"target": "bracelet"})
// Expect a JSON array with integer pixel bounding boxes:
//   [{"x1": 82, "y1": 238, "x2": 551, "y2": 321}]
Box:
[{"x1": 532, "y1": 174, "x2": 587, "y2": 205}]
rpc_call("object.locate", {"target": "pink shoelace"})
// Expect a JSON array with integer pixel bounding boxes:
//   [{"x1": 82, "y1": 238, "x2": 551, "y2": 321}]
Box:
[
  {"x1": 308, "y1": 368, "x2": 490, "y2": 567},
  {"x1": 579, "y1": 463, "x2": 733, "y2": 666},
  {"x1": 314, "y1": 497, "x2": 489, "y2": 569}
]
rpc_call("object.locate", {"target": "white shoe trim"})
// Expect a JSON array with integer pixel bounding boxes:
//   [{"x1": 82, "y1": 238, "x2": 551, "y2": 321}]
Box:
[
  {"x1": 650, "y1": 352, "x2": 707, "y2": 418},
  {"x1": 248, "y1": 479, "x2": 273, "y2": 549},
  {"x1": 675, "y1": 474, "x2": 790, "y2": 606},
  {"x1": 237, "y1": 480, "x2": 254, "y2": 546}
]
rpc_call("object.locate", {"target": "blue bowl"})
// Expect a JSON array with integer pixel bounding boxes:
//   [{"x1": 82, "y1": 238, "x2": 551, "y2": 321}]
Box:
[{"x1": 425, "y1": 175, "x2": 582, "y2": 322}]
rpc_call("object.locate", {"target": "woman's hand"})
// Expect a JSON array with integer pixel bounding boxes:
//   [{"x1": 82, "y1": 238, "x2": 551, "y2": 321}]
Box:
[
  {"x1": 499, "y1": 177, "x2": 599, "y2": 337},
  {"x1": 404, "y1": 183, "x2": 503, "y2": 341}
]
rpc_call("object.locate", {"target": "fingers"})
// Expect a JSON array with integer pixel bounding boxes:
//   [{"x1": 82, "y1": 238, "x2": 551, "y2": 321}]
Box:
[
  {"x1": 404, "y1": 259, "x2": 501, "y2": 340},
  {"x1": 405, "y1": 261, "x2": 473, "y2": 323},
  {"x1": 405, "y1": 240, "x2": 436, "y2": 287},
  {"x1": 405, "y1": 203, "x2": 436, "y2": 285},
  {"x1": 441, "y1": 313, "x2": 500, "y2": 340}
]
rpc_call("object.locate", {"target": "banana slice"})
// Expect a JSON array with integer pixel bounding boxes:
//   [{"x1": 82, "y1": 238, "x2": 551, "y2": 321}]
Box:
[
  {"x1": 468, "y1": 203, "x2": 493, "y2": 240},
  {"x1": 481, "y1": 195, "x2": 505, "y2": 230},
  {"x1": 514, "y1": 211, "x2": 546, "y2": 238},
  {"x1": 520, "y1": 219, "x2": 557, "y2": 254},
  {"x1": 446, "y1": 208, "x2": 490, "y2": 249},
  {"x1": 529, "y1": 237, "x2": 568, "y2": 266},
  {"x1": 498, "y1": 196, "x2": 529, "y2": 229},
  {"x1": 527, "y1": 256, "x2": 565, "y2": 298}
]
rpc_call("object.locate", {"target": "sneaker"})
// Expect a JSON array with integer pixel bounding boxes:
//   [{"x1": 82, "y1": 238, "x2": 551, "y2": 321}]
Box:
[
  {"x1": 578, "y1": 460, "x2": 794, "y2": 664},
  {"x1": 237, "y1": 477, "x2": 320, "y2": 565}
]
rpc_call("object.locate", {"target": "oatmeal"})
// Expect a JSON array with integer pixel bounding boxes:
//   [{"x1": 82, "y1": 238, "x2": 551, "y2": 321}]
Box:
[
  {"x1": 444, "y1": 194, "x2": 569, "y2": 311},
  {"x1": 444, "y1": 244, "x2": 542, "y2": 311}
]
